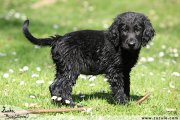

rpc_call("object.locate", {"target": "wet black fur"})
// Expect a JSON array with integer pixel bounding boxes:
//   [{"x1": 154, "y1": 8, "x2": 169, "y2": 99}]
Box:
[{"x1": 22, "y1": 12, "x2": 155, "y2": 106}]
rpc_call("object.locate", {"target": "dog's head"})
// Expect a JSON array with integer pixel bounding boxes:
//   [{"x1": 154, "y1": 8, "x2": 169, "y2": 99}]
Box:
[{"x1": 108, "y1": 12, "x2": 155, "y2": 51}]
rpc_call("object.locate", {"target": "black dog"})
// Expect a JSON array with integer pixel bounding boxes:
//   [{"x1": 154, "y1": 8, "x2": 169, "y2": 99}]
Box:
[{"x1": 23, "y1": 12, "x2": 155, "y2": 106}]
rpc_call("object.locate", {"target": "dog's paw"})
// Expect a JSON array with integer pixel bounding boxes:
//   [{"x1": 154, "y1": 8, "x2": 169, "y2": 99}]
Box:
[
  {"x1": 114, "y1": 94, "x2": 129, "y2": 104},
  {"x1": 51, "y1": 95, "x2": 75, "y2": 107},
  {"x1": 49, "y1": 82, "x2": 75, "y2": 106}
]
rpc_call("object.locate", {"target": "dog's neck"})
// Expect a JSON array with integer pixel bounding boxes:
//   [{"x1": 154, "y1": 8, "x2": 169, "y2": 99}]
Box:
[
  {"x1": 121, "y1": 48, "x2": 141, "y2": 55},
  {"x1": 121, "y1": 48, "x2": 141, "y2": 70}
]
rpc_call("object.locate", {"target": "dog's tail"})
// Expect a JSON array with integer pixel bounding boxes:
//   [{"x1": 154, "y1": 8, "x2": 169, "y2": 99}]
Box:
[{"x1": 22, "y1": 20, "x2": 62, "y2": 46}]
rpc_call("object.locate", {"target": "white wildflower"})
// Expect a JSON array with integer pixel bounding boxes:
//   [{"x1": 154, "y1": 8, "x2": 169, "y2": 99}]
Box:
[
  {"x1": 89, "y1": 83, "x2": 95, "y2": 87},
  {"x1": 24, "y1": 103, "x2": 29, "y2": 107},
  {"x1": 9, "y1": 69, "x2": 14, "y2": 73},
  {"x1": 163, "y1": 88, "x2": 168, "y2": 90},
  {"x1": 30, "y1": 95, "x2": 36, "y2": 99},
  {"x1": 8, "y1": 9, "x2": 15, "y2": 17},
  {"x1": 159, "y1": 52, "x2": 164, "y2": 57},
  {"x1": 165, "y1": 61, "x2": 170, "y2": 66},
  {"x1": 14, "y1": 58, "x2": 18, "y2": 62},
  {"x1": 168, "y1": 90, "x2": 171, "y2": 93},
  {"x1": 104, "y1": 78, "x2": 108, "y2": 82},
  {"x1": 53, "y1": 24, "x2": 59, "y2": 29},
  {"x1": 166, "y1": 108, "x2": 176, "y2": 112},
  {"x1": 161, "y1": 45, "x2": 166, "y2": 49},
  {"x1": 89, "y1": 76, "x2": 96, "y2": 81},
  {"x1": 174, "y1": 53, "x2": 179, "y2": 57},
  {"x1": 36, "y1": 67, "x2": 41, "y2": 71},
  {"x1": 73, "y1": 27, "x2": 78, "y2": 31},
  {"x1": 86, "y1": 108, "x2": 92, "y2": 113},
  {"x1": 34, "y1": 45, "x2": 41, "y2": 49},
  {"x1": 161, "y1": 78, "x2": 165, "y2": 81},
  {"x1": 150, "y1": 42, "x2": 154, "y2": 46},
  {"x1": 14, "y1": 12, "x2": 20, "y2": 19},
  {"x1": 172, "y1": 48, "x2": 178, "y2": 53},
  {"x1": 149, "y1": 72, "x2": 154, "y2": 76},
  {"x1": 3, "y1": 73, "x2": 9, "y2": 78},
  {"x1": 31, "y1": 74, "x2": 39, "y2": 78},
  {"x1": 36, "y1": 80, "x2": 44, "y2": 84},
  {"x1": 169, "y1": 81, "x2": 175, "y2": 89},
  {"x1": 23, "y1": 66, "x2": 29, "y2": 71},
  {"x1": 79, "y1": 74, "x2": 87, "y2": 80},
  {"x1": 103, "y1": 23, "x2": 109, "y2": 29},
  {"x1": 169, "y1": 48, "x2": 178, "y2": 53},
  {"x1": 147, "y1": 57, "x2": 154, "y2": 62},
  {"x1": 20, "y1": 81, "x2": 25, "y2": 85},
  {"x1": 48, "y1": 80, "x2": 53, "y2": 85},
  {"x1": 19, "y1": 68, "x2": 23, "y2": 72},
  {"x1": 83, "y1": 1, "x2": 89, "y2": 8},
  {"x1": 172, "y1": 72, "x2": 180, "y2": 77},
  {"x1": 3, "y1": 89, "x2": 8, "y2": 96},
  {"x1": 88, "y1": 6, "x2": 94, "y2": 12},
  {"x1": 21, "y1": 14, "x2": 27, "y2": 20},
  {"x1": 0, "y1": 52, "x2": 7, "y2": 57},
  {"x1": 26, "y1": 103, "x2": 38, "y2": 108},
  {"x1": 146, "y1": 45, "x2": 150, "y2": 49},
  {"x1": 11, "y1": 51, "x2": 16, "y2": 55},
  {"x1": 140, "y1": 57, "x2": 147, "y2": 62},
  {"x1": 171, "y1": 60, "x2": 176, "y2": 64}
]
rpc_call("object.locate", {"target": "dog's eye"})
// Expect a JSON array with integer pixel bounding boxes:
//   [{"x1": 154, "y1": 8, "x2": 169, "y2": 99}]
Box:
[
  {"x1": 121, "y1": 28, "x2": 128, "y2": 32},
  {"x1": 121, "y1": 26, "x2": 128, "y2": 35},
  {"x1": 122, "y1": 29, "x2": 128, "y2": 35},
  {"x1": 134, "y1": 26, "x2": 142, "y2": 35},
  {"x1": 135, "y1": 29, "x2": 140, "y2": 34}
]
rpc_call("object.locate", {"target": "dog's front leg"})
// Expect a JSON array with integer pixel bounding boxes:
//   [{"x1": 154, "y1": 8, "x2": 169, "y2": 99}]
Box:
[
  {"x1": 123, "y1": 70, "x2": 131, "y2": 99},
  {"x1": 106, "y1": 69, "x2": 129, "y2": 104}
]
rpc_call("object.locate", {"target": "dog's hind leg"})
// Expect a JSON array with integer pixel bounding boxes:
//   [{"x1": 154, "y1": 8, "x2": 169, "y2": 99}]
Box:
[
  {"x1": 49, "y1": 58, "x2": 80, "y2": 107},
  {"x1": 49, "y1": 42, "x2": 82, "y2": 106},
  {"x1": 49, "y1": 69, "x2": 79, "y2": 107}
]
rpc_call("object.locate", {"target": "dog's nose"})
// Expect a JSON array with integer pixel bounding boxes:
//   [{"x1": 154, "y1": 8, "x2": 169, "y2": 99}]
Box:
[{"x1": 128, "y1": 41, "x2": 135, "y2": 48}]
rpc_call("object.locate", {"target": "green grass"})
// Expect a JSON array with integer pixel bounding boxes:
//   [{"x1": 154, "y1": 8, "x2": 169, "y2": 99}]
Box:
[{"x1": 0, "y1": 0, "x2": 179, "y2": 118}]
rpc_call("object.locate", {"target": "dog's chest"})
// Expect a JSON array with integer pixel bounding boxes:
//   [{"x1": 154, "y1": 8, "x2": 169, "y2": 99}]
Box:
[{"x1": 122, "y1": 51, "x2": 140, "y2": 69}]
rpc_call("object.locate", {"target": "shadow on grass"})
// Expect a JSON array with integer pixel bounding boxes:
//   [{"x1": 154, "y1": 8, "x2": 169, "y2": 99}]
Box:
[
  {"x1": 51, "y1": 92, "x2": 144, "y2": 107},
  {"x1": 72, "y1": 92, "x2": 143, "y2": 105}
]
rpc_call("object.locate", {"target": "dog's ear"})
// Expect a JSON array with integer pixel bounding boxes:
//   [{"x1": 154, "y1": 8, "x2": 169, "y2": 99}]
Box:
[
  {"x1": 142, "y1": 15, "x2": 155, "y2": 47},
  {"x1": 108, "y1": 19, "x2": 120, "y2": 49}
]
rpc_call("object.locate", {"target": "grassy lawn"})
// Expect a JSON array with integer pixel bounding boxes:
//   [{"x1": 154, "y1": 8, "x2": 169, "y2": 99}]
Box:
[{"x1": 0, "y1": 0, "x2": 179, "y2": 118}]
